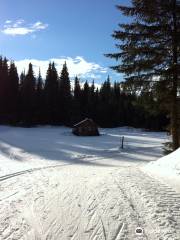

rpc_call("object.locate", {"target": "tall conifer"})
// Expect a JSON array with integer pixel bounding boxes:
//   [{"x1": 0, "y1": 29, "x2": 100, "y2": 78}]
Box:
[
  {"x1": 106, "y1": 0, "x2": 180, "y2": 149},
  {"x1": 21, "y1": 63, "x2": 36, "y2": 125},
  {"x1": 44, "y1": 62, "x2": 58, "y2": 123},
  {"x1": 59, "y1": 62, "x2": 72, "y2": 124}
]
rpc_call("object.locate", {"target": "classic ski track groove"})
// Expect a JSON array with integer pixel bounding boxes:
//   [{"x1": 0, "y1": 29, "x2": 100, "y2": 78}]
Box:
[
  {"x1": 111, "y1": 173, "x2": 149, "y2": 240},
  {"x1": 1, "y1": 165, "x2": 180, "y2": 239},
  {"x1": 88, "y1": 188, "x2": 107, "y2": 240},
  {"x1": 114, "y1": 168, "x2": 180, "y2": 240}
]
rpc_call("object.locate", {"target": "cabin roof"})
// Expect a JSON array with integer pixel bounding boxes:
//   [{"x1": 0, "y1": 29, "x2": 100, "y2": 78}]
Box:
[{"x1": 73, "y1": 118, "x2": 96, "y2": 127}]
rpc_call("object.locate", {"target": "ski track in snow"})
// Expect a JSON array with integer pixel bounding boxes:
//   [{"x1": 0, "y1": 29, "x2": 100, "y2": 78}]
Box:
[
  {"x1": 0, "y1": 126, "x2": 179, "y2": 240},
  {"x1": 1, "y1": 166, "x2": 180, "y2": 240}
]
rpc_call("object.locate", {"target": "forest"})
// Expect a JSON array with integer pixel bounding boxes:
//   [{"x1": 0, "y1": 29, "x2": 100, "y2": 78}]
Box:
[{"x1": 0, "y1": 57, "x2": 168, "y2": 130}]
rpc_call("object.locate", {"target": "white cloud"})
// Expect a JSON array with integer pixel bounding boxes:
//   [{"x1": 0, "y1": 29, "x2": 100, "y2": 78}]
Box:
[
  {"x1": 3, "y1": 27, "x2": 34, "y2": 35},
  {"x1": 2, "y1": 19, "x2": 48, "y2": 36},
  {"x1": 32, "y1": 21, "x2": 48, "y2": 30},
  {"x1": 15, "y1": 56, "x2": 107, "y2": 80},
  {"x1": 5, "y1": 20, "x2": 12, "y2": 24}
]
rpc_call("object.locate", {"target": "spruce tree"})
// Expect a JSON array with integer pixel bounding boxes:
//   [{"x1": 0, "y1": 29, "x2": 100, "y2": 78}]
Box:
[
  {"x1": 37, "y1": 69, "x2": 43, "y2": 94},
  {"x1": 81, "y1": 81, "x2": 90, "y2": 118},
  {"x1": 21, "y1": 63, "x2": 36, "y2": 125},
  {"x1": 98, "y1": 76, "x2": 113, "y2": 127},
  {"x1": 19, "y1": 70, "x2": 25, "y2": 88},
  {"x1": 0, "y1": 58, "x2": 10, "y2": 123},
  {"x1": 36, "y1": 69, "x2": 44, "y2": 123},
  {"x1": 44, "y1": 62, "x2": 58, "y2": 124},
  {"x1": 88, "y1": 80, "x2": 97, "y2": 120},
  {"x1": 74, "y1": 76, "x2": 81, "y2": 100},
  {"x1": 8, "y1": 62, "x2": 19, "y2": 123},
  {"x1": 58, "y1": 62, "x2": 72, "y2": 125},
  {"x1": 106, "y1": 0, "x2": 180, "y2": 150},
  {"x1": 72, "y1": 76, "x2": 82, "y2": 123}
]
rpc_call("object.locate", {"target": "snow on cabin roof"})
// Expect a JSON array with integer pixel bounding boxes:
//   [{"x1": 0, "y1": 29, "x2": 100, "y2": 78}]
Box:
[{"x1": 73, "y1": 118, "x2": 95, "y2": 127}]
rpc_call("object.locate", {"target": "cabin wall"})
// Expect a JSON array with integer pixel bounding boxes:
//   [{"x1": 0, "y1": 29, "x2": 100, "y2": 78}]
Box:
[{"x1": 72, "y1": 122, "x2": 99, "y2": 136}]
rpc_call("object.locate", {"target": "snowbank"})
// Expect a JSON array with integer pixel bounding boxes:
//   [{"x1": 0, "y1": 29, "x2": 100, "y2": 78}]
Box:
[{"x1": 145, "y1": 148, "x2": 180, "y2": 177}]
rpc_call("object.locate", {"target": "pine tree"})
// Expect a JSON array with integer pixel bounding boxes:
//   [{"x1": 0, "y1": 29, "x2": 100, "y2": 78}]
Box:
[
  {"x1": 58, "y1": 62, "x2": 72, "y2": 125},
  {"x1": 37, "y1": 69, "x2": 43, "y2": 94},
  {"x1": 72, "y1": 76, "x2": 82, "y2": 123},
  {"x1": 98, "y1": 76, "x2": 113, "y2": 127},
  {"x1": 106, "y1": 0, "x2": 180, "y2": 150},
  {"x1": 0, "y1": 57, "x2": 10, "y2": 123},
  {"x1": 8, "y1": 62, "x2": 19, "y2": 123},
  {"x1": 112, "y1": 82, "x2": 123, "y2": 126},
  {"x1": 81, "y1": 81, "x2": 90, "y2": 118},
  {"x1": 74, "y1": 76, "x2": 81, "y2": 100},
  {"x1": 36, "y1": 69, "x2": 44, "y2": 123},
  {"x1": 21, "y1": 63, "x2": 36, "y2": 125},
  {"x1": 44, "y1": 62, "x2": 58, "y2": 124},
  {"x1": 88, "y1": 80, "x2": 97, "y2": 119},
  {"x1": 19, "y1": 70, "x2": 25, "y2": 88}
]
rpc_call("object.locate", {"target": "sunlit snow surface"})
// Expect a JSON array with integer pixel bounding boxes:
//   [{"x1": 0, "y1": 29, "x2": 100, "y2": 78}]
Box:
[
  {"x1": 0, "y1": 126, "x2": 180, "y2": 240},
  {"x1": 0, "y1": 126, "x2": 167, "y2": 176},
  {"x1": 145, "y1": 147, "x2": 180, "y2": 177}
]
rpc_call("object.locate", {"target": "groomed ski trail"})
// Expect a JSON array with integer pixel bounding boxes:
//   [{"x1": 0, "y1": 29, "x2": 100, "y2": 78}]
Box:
[{"x1": 0, "y1": 164, "x2": 180, "y2": 240}]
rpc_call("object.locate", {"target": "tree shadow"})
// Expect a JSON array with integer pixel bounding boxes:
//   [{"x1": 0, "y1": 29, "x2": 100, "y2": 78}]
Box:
[{"x1": 0, "y1": 126, "x2": 166, "y2": 168}]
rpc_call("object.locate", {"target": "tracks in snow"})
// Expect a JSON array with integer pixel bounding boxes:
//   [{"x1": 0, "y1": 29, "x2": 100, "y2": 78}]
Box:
[
  {"x1": 111, "y1": 174, "x2": 149, "y2": 240},
  {"x1": 0, "y1": 164, "x2": 180, "y2": 239},
  {"x1": 113, "y1": 168, "x2": 180, "y2": 240}
]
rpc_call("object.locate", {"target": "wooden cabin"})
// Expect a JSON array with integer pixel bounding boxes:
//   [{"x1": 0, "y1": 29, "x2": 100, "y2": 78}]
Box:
[{"x1": 72, "y1": 118, "x2": 99, "y2": 136}]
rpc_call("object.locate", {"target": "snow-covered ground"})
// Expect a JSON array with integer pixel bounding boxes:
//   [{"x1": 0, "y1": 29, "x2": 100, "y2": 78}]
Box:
[
  {"x1": 0, "y1": 126, "x2": 180, "y2": 240},
  {"x1": 0, "y1": 126, "x2": 166, "y2": 177},
  {"x1": 145, "y1": 147, "x2": 180, "y2": 177},
  {"x1": 144, "y1": 147, "x2": 180, "y2": 195}
]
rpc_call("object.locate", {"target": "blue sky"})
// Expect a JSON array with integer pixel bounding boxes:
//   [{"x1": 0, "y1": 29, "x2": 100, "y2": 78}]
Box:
[{"x1": 0, "y1": 0, "x2": 130, "y2": 84}]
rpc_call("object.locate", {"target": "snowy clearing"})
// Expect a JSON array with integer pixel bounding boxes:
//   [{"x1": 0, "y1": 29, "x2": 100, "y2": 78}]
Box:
[
  {"x1": 0, "y1": 126, "x2": 166, "y2": 177},
  {"x1": 0, "y1": 126, "x2": 180, "y2": 240}
]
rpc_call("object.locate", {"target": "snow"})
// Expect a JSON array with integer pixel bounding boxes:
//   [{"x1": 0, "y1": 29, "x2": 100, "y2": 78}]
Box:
[
  {"x1": 0, "y1": 126, "x2": 166, "y2": 177},
  {"x1": 145, "y1": 147, "x2": 180, "y2": 177},
  {"x1": 143, "y1": 147, "x2": 180, "y2": 195},
  {"x1": 0, "y1": 126, "x2": 180, "y2": 240}
]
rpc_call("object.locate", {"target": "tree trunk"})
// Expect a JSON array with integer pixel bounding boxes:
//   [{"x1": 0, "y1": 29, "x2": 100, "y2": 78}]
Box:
[
  {"x1": 171, "y1": 90, "x2": 179, "y2": 150},
  {"x1": 171, "y1": 0, "x2": 179, "y2": 150}
]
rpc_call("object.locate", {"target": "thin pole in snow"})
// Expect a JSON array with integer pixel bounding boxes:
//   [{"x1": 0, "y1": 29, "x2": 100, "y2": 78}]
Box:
[{"x1": 121, "y1": 136, "x2": 124, "y2": 149}]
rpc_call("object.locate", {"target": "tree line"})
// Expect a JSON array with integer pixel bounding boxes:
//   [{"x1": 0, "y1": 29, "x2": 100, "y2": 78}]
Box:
[{"x1": 0, "y1": 56, "x2": 168, "y2": 130}]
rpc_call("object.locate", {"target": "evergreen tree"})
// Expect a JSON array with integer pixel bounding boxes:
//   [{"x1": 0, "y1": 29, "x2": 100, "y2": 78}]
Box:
[
  {"x1": 37, "y1": 69, "x2": 43, "y2": 94},
  {"x1": 36, "y1": 69, "x2": 44, "y2": 123},
  {"x1": 72, "y1": 76, "x2": 82, "y2": 123},
  {"x1": 74, "y1": 76, "x2": 81, "y2": 100},
  {"x1": 0, "y1": 56, "x2": 169, "y2": 130},
  {"x1": 0, "y1": 57, "x2": 10, "y2": 123},
  {"x1": 8, "y1": 62, "x2": 19, "y2": 123},
  {"x1": 106, "y1": 0, "x2": 180, "y2": 149},
  {"x1": 19, "y1": 70, "x2": 25, "y2": 88},
  {"x1": 58, "y1": 62, "x2": 72, "y2": 125},
  {"x1": 98, "y1": 76, "x2": 113, "y2": 127},
  {"x1": 81, "y1": 81, "x2": 90, "y2": 118},
  {"x1": 112, "y1": 82, "x2": 124, "y2": 126},
  {"x1": 94, "y1": 87, "x2": 100, "y2": 123},
  {"x1": 134, "y1": 91, "x2": 169, "y2": 130},
  {"x1": 88, "y1": 80, "x2": 97, "y2": 119},
  {"x1": 44, "y1": 62, "x2": 58, "y2": 124},
  {"x1": 21, "y1": 63, "x2": 36, "y2": 125}
]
